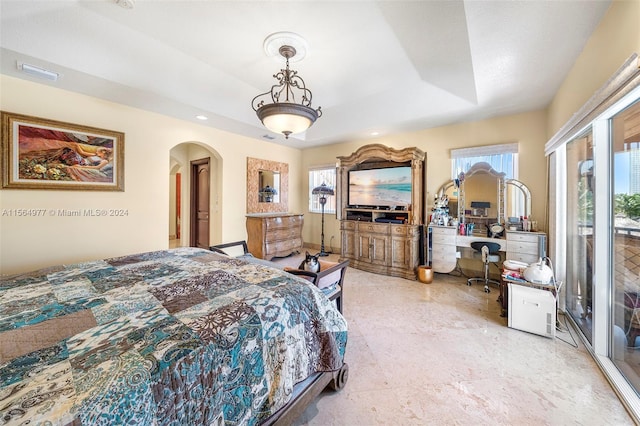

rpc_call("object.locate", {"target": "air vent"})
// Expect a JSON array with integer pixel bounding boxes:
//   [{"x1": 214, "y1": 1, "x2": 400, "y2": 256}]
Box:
[
  {"x1": 262, "y1": 134, "x2": 275, "y2": 140},
  {"x1": 17, "y1": 62, "x2": 59, "y2": 81}
]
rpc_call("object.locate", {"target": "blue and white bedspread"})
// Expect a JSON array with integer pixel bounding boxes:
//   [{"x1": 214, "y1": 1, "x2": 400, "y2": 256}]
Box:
[{"x1": 0, "y1": 247, "x2": 347, "y2": 425}]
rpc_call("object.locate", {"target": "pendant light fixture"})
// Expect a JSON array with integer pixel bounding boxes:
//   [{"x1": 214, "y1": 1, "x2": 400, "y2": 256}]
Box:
[{"x1": 252, "y1": 33, "x2": 322, "y2": 139}]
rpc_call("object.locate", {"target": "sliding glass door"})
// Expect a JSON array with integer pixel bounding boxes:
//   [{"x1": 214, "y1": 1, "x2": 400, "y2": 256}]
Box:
[
  {"x1": 547, "y1": 56, "x2": 640, "y2": 419},
  {"x1": 611, "y1": 100, "x2": 640, "y2": 389},
  {"x1": 565, "y1": 130, "x2": 595, "y2": 343}
]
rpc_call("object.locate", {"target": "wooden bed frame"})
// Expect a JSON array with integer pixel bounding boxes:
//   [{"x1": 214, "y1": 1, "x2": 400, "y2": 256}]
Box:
[
  {"x1": 264, "y1": 363, "x2": 349, "y2": 425},
  {"x1": 209, "y1": 242, "x2": 350, "y2": 424}
]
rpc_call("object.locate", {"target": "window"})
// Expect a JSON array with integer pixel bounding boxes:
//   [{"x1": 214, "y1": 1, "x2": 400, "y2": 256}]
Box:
[
  {"x1": 309, "y1": 166, "x2": 336, "y2": 213},
  {"x1": 451, "y1": 143, "x2": 519, "y2": 179}
]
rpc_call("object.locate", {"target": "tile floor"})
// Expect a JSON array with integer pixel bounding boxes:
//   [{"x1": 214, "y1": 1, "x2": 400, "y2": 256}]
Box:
[{"x1": 269, "y1": 253, "x2": 634, "y2": 425}]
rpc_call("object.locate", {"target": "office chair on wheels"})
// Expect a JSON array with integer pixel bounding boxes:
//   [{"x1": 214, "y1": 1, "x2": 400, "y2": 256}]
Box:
[{"x1": 467, "y1": 241, "x2": 501, "y2": 293}]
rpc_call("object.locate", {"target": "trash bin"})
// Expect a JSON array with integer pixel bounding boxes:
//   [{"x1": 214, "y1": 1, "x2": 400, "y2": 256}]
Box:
[{"x1": 418, "y1": 265, "x2": 433, "y2": 284}]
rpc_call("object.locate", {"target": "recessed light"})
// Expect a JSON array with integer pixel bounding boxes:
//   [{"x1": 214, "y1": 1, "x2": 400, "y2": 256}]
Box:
[
  {"x1": 370, "y1": 131, "x2": 379, "y2": 136},
  {"x1": 195, "y1": 115, "x2": 208, "y2": 120},
  {"x1": 114, "y1": 0, "x2": 135, "y2": 9}
]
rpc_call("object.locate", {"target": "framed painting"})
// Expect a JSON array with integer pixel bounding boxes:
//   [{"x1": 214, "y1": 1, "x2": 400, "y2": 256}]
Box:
[{"x1": 1, "y1": 111, "x2": 124, "y2": 191}]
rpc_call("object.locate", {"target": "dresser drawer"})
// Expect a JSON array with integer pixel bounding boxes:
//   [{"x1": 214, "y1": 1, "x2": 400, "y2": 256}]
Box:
[
  {"x1": 264, "y1": 215, "x2": 302, "y2": 230},
  {"x1": 507, "y1": 232, "x2": 540, "y2": 244},
  {"x1": 432, "y1": 257, "x2": 457, "y2": 274},
  {"x1": 506, "y1": 252, "x2": 539, "y2": 264},
  {"x1": 432, "y1": 232, "x2": 456, "y2": 245},
  {"x1": 431, "y1": 226, "x2": 456, "y2": 237},
  {"x1": 264, "y1": 227, "x2": 301, "y2": 242},
  {"x1": 391, "y1": 225, "x2": 408, "y2": 236},
  {"x1": 507, "y1": 240, "x2": 539, "y2": 255},
  {"x1": 358, "y1": 222, "x2": 389, "y2": 234},
  {"x1": 341, "y1": 221, "x2": 357, "y2": 231},
  {"x1": 431, "y1": 247, "x2": 457, "y2": 261},
  {"x1": 265, "y1": 238, "x2": 303, "y2": 256}
]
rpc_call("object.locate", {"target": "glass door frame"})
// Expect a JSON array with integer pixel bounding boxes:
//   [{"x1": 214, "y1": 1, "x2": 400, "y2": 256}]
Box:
[{"x1": 546, "y1": 54, "x2": 640, "y2": 422}]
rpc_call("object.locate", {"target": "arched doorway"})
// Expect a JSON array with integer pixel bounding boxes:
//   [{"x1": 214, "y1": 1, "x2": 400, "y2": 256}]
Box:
[{"x1": 169, "y1": 142, "x2": 222, "y2": 249}]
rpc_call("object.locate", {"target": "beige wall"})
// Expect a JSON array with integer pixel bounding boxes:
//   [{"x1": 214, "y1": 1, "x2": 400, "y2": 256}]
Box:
[
  {"x1": 3, "y1": 1, "x2": 636, "y2": 273},
  {"x1": 0, "y1": 75, "x2": 303, "y2": 274},
  {"x1": 301, "y1": 110, "x2": 549, "y2": 249},
  {"x1": 547, "y1": 0, "x2": 640, "y2": 137},
  {"x1": 302, "y1": 0, "x2": 640, "y2": 254}
]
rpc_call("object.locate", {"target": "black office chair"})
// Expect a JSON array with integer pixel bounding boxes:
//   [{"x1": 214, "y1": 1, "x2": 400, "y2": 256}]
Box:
[{"x1": 467, "y1": 241, "x2": 502, "y2": 293}]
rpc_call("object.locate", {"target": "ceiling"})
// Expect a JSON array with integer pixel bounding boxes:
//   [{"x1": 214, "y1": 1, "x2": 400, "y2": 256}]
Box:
[{"x1": 0, "y1": 1, "x2": 612, "y2": 148}]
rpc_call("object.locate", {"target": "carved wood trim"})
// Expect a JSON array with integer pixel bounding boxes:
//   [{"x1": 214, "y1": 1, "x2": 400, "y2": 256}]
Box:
[
  {"x1": 246, "y1": 157, "x2": 288, "y2": 214},
  {"x1": 337, "y1": 144, "x2": 426, "y2": 225}
]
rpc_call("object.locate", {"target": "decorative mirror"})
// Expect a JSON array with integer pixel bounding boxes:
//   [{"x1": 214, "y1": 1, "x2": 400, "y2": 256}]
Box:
[
  {"x1": 258, "y1": 170, "x2": 280, "y2": 203},
  {"x1": 247, "y1": 157, "x2": 288, "y2": 213},
  {"x1": 505, "y1": 179, "x2": 532, "y2": 221},
  {"x1": 459, "y1": 162, "x2": 506, "y2": 227},
  {"x1": 435, "y1": 162, "x2": 533, "y2": 231}
]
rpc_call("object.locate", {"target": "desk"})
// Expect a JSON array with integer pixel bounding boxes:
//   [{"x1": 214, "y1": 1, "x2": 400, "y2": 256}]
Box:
[
  {"x1": 456, "y1": 234, "x2": 507, "y2": 251},
  {"x1": 428, "y1": 225, "x2": 545, "y2": 274},
  {"x1": 429, "y1": 225, "x2": 505, "y2": 273}
]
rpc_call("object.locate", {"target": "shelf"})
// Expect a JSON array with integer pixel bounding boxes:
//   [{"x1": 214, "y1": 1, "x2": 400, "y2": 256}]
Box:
[{"x1": 345, "y1": 208, "x2": 409, "y2": 224}]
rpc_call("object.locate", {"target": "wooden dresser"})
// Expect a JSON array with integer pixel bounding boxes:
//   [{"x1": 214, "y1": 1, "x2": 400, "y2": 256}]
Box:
[{"x1": 246, "y1": 213, "x2": 304, "y2": 260}]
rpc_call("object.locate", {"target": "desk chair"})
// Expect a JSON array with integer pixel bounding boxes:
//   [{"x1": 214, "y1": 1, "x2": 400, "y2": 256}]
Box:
[{"x1": 467, "y1": 241, "x2": 502, "y2": 293}]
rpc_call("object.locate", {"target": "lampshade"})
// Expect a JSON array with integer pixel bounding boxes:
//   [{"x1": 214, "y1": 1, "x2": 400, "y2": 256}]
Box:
[
  {"x1": 312, "y1": 182, "x2": 334, "y2": 196},
  {"x1": 260, "y1": 185, "x2": 277, "y2": 195},
  {"x1": 258, "y1": 103, "x2": 317, "y2": 136},
  {"x1": 252, "y1": 43, "x2": 322, "y2": 139}
]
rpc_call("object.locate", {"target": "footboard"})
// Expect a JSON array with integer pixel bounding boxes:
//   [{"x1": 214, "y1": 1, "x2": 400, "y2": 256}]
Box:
[{"x1": 262, "y1": 363, "x2": 349, "y2": 425}]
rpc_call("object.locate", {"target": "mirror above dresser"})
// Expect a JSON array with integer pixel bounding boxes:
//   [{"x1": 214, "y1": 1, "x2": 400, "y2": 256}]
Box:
[
  {"x1": 246, "y1": 157, "x2": 288, "y2": 214},
  {"x1": 434, "y1": 162, "x2": 534, "y2": 233}
]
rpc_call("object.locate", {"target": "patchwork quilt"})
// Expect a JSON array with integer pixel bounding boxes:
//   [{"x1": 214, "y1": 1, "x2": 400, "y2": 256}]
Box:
[{"x1": 0, "y1": 247, "x2": 347, "y2": 425}]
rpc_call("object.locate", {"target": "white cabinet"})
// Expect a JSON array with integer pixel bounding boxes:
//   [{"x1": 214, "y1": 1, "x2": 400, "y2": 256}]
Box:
[
  {"x1": 506, "y1": 231, "x2": 546, "y2": 264},
  {"x1": 430, "y1": 226, "x2": 457, "y2": 273}
]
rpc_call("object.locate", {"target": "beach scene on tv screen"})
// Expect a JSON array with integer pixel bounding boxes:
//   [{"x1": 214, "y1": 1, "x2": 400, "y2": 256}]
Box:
[{"x1": 349, "y1": 167, "x2": 412, "y2": 207}]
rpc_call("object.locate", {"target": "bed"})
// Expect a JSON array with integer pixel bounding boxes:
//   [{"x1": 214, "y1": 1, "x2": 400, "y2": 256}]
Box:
[{"x1": 0, "y1": 247, "x2": 348, "y2": 425}]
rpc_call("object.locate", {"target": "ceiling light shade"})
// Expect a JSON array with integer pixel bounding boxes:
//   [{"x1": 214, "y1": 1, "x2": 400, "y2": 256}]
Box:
[{"x1": 252, "y1": 45, "x2": 322, "y2": 139}]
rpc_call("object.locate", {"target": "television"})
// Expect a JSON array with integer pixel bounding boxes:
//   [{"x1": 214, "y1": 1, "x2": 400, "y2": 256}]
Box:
[{"x1": 348, "y1": 166, "x2": 412, "y2": 208}]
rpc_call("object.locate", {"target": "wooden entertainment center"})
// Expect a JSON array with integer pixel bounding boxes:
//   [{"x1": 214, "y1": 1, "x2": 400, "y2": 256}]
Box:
[{"x1": 337, "y1": 144, "x2": 426, "y2": 280}]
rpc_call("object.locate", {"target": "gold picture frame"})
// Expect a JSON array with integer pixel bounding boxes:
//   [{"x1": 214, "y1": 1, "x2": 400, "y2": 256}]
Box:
[{"x1": 1, "y1": 111, "x2": 124, "y2": 191}]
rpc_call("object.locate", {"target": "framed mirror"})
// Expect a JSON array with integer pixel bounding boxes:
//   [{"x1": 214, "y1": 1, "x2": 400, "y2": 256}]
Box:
[
  {"x1": 435, "y1": 162, "x2": 534, "y2": 233},
  {"x1": 434, "y1": 180, "x2": 461, "y2": 221},
  {"x1": 258, "y1": 170, "x2": 280, "y2": 203},
  {"x1": 458, "y1": 162, "x2": 505, "y2": 227},
  {"x1": 505, "y1": 178, "x2": 532, "y2": 222},
  {"x1": 247, "y1": 157, "x2": 288, "y2": 213}
]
